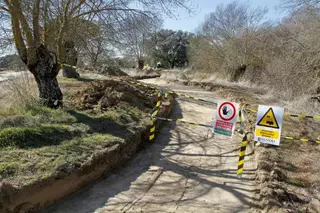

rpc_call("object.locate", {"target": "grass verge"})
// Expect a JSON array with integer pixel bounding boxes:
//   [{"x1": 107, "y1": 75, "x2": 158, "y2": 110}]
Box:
[{"x1": 0, "y1": 77, "x2": 156, "y2": 186}]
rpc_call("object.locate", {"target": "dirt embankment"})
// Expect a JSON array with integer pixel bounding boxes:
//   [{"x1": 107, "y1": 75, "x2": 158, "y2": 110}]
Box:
[{"x1": 0, "y1": 79, "x2": 174, "y2": 213}]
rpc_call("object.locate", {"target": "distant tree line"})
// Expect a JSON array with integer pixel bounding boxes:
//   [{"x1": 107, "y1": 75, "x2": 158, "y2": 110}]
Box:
[{"x1": 188, "y1": 0, "x2": 320, "y2": 98}]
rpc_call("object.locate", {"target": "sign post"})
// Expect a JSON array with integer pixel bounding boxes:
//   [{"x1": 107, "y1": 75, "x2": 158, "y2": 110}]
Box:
[
  {"x1": 213, "y1": 101, "x2": 239, "y2": 137},
  {"x1": 254, "y1": 105, "x2": 284, "y2": 146}
]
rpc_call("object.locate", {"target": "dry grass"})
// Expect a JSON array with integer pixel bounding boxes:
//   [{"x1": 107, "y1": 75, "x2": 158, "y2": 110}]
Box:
[{"x1": 0, "y1": 72, "x2": 38, "y2": 109}]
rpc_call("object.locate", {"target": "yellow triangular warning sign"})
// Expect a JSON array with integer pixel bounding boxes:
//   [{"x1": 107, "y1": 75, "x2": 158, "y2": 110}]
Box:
[{"x1": 257, "y1": 108, "x2": 279, "y2": 129}]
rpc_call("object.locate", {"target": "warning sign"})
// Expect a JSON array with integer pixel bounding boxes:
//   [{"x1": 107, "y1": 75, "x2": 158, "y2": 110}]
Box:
[
  {"x1": 257, "y1": 108, "x2": 279, "y2": 129},
  {"x1": 254, "y1": 105, "x2": 284, "y2": 146},
  {"x1": 213, "y1": 101, "x2": 239, "y2": 137}
]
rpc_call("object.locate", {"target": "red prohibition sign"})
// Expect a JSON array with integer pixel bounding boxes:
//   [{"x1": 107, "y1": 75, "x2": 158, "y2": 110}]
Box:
[{"x1": 218, "y1": 102, "x2": 236, "y2": 121}]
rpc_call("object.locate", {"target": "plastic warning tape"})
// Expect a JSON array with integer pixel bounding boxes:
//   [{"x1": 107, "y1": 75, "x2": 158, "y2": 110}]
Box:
[
  {"x1": 167, "y1": 91, "x2": 217, "y2": 105},
  {"x1": 281, "y1": 136, "x2": 320, "y2": 144},
  {"x1": 237, "y1": 133, "x2": 248, "y2": 177},
  {"x1": 126, "y1": 80, "x2": 157, "y2": 90},
  {"x1": 153, "y1": 116, "x2": 212, "y2": 128},
  {"x1": 245, "y1": 109, "x2": 320, "y2": 120}
]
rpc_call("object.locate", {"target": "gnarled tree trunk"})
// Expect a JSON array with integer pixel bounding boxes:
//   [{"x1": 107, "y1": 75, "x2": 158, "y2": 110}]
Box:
[{"x1": 27, "y1": 45, "x2": 63, "y2": 108}]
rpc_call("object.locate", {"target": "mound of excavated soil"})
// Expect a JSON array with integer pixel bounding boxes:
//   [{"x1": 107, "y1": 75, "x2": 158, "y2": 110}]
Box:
[
  {"x1": 129, "y1": 68, "x2": 161, "y2": 79},
  {"x1": 69, "y1": 79, "x2": 157, "y2": 112},
  {"x1": 98, "y1": 66, "x2": 128, "y2": 77}
]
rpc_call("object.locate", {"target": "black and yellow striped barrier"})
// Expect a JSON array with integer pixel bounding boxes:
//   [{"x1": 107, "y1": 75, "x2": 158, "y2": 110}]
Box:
[
  {"x1": 126, "y1": 80, "x2": 157, "y2": 90},
  {"x1": 245, "y1": 109, "x2": 320, "y2": 120},
  {"x1": 149, "y1": 92, "x2": 163, "y2": 141},
  {"x1": 149, "y1": 119, "x2": 156, "y2": 141},
  {"x1": 168, "y1": 91, "x2": 217, "y2": 105},
  {"x1": 237, "y1": 133, "x2": 249, "y2": 177},
  {"x1": 282, "y1": 136, "x2": 320, "y2": 144},
  {"x1": 154, "y1": 116, "x2": 212, "y2": 128}
]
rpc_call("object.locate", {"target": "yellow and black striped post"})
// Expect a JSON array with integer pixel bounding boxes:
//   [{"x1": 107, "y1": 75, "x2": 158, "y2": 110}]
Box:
[
  {"x1": 149, "y1": 92, "x2": 162, "y2": 142},
  {"x1": 149, "y1": 119, "x2": 156, "y2": 141},
  {"x1": 237, "y1": 133, "x2": 248, "y2": 177}
]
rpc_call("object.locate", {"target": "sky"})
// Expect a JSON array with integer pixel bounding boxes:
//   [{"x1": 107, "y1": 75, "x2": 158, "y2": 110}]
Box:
[{"x1": 162, "y1": 0, "x2": 288, "y2": 32}]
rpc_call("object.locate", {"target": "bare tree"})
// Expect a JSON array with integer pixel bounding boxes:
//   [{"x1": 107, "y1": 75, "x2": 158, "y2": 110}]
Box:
[
  {"x1": 281, "y1": 0, "x2": 320, "y2": 10},
  {"x1": 192, "y1": 1, "x2": 268, "y2": 80},
  {"x1": 199, "y1": 1, "x2": 267, "y2": 65},
  {"x1": 79, "y1": 22, "x2": 116, "y2": 67},
  {"x1": 116, "y1": 14, "x2": 162, "y2": 69},
  {"x1": 0, "y1": 0, "x2": 191, "y2": 107}
]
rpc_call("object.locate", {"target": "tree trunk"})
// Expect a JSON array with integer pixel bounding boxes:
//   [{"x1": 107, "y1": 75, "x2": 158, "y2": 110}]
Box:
[
  {"x1": 137, "y1": 59, "x2": 144, "y2": 70},
  {"x1": 27, "y1": 44, "x2": 63, "y2": 108},
  {"x1": 34, "y1": 74, "x2": 63, "y2": 108},
  {"x1": 171, "y1": 61, "x2": 175, "y2": 69}
]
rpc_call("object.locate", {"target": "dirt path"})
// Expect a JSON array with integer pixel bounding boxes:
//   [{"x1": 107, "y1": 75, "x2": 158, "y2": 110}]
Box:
[{"x1": 43, "y1": 79, "x2": 257, "y2": 213}]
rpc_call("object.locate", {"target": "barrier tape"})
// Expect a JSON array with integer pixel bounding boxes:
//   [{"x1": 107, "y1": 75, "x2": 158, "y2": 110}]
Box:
[
  {"x1": 237, "y1": 133, "x2": 248, "y2": 177},
  {"x1": 154, "y1": 116, "x2": 212, "y2": 128},
  {"x1": 168, "y1": 91, "x2": 217, "y2": 105},
  {"x1": 245, "y1": 109, "x2": 320, "y2": 120},
  {"x1": 126, "y1": 80, "x2": 157, "y2": 90},
  {"x1": 281, "y1": 136, "x2": 320, "y2": 144}
]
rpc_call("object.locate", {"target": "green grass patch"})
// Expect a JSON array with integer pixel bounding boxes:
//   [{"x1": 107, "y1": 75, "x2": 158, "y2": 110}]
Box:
[
  {"x1": 0, "y1": 124, "x2": 81, "y2": 148},
  {"x1": 288, "y1": 177, "x2": 311, "y2": 188},
  {"x1": 0, "y1": 134, "x2": 123, "y2": 185},
  {"x1": 0, "y1": 106, "x2": 77, "y2": 128}
]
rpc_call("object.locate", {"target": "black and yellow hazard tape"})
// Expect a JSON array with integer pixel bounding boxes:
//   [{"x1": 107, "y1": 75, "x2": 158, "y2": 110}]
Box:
[
  {"x1": 237, "y1": 133, "x2": 249, "y2": 177},
  {"x1": 246, "y1": 109, "x2": 320, "y2": 120},
  {"x1": 151, "y1": 116, "x2": 212, "y2": 128},
  {"x1": 126, "y1": 80, "x2": 157, "y2": 90},
  {"x1": 149, "y1": 92, "x2": 163, "y2": 141},
  {"x1": 149, "y1": 92, "x2": 162, "y2": 118},
  {"x1": 167, "y1": 91, "x2": 217, "y2": 105},
  {"x1": 281, "y1": 136, "x2": 320, "y2": 144}
]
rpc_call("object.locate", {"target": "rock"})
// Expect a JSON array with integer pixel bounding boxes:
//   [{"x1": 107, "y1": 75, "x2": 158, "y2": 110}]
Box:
[
  {"x1": 309, "y1": 198, "x2": 320, "y2": 213},
  {"x1": 271, "y1": 168, "x2": 287, "y2": 181},
  {"x1": 53, "y1": 163, "x2": 81, "y2": 179},
  {"x1": 61, "y1": 41, "x2": 80, "y2": 79},
  {"x1": 61, "y1": 67, "x2": 80, "y2": 79}
]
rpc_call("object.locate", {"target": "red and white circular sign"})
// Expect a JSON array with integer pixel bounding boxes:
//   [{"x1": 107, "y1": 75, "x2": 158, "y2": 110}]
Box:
[{"x1": 218, "y1": 102, "x2": 236, "y2": 121}]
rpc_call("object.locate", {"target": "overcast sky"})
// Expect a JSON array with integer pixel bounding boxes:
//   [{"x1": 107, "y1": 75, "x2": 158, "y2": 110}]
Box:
[{"x1": 162, "y1": 0, "x2": 287, "y2": 32}]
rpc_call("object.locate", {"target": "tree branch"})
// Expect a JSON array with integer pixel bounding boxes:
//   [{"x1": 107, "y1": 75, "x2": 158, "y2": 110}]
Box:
[
  {"x1": 11, "y1": 0, "x2": 34, "y2": 47},
  {"x1": 69, "y1": 0, "x2": 85, "y2": 16},
  {"x1": 5, "y1": 1, "x2": 27, "y2": 63},
  {"x1": 0, "y1": 6, "x2": 9, "y2": 12},
  {"x1": 72, "y1": 8, "x2": 144, "y2": 20},
  {"x1": 43, "y1": 0, "x2": 49, "y2": 45},
  {"x1": 33, "y1": 0, "x2": 41, "y2": 44}
]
